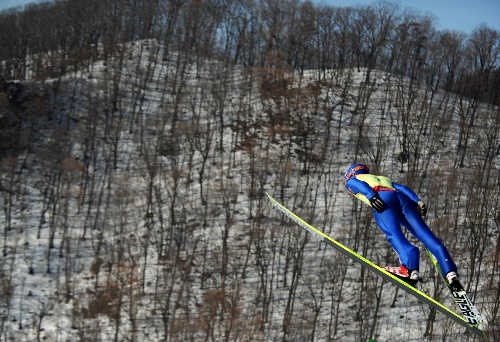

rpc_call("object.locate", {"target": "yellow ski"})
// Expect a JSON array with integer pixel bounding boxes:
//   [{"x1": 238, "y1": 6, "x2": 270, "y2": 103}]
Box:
[
  {"x1": 426, "y1": 249, "x2": 485, "y2": 328},
  {"x1": 266, "y1": 192, "x2": 485, "y2": 339}
]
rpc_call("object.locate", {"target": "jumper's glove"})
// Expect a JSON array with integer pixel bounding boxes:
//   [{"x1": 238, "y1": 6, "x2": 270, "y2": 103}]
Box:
[
  {"x1": 418, "y1": 201, "x2": 427, "y2": 217},
  {"x1": 370, "y1": 194, "x2": 385, "y2": 212}
]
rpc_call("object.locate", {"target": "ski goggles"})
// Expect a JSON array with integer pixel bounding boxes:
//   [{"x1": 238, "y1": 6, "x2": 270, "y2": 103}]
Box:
[{"x1": 344, "y1": 164, "x2": 369, "y2": 184}]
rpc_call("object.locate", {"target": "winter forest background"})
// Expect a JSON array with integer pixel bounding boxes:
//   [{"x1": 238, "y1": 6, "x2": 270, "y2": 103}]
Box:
[{"x1": 0, "y1": 0, "x2": 499, "y2": 341}]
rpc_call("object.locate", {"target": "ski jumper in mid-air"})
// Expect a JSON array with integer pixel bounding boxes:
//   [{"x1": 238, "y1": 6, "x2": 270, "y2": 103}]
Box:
[{"x1": 344, "y1": 164, "x2": 460, "y2": 287}]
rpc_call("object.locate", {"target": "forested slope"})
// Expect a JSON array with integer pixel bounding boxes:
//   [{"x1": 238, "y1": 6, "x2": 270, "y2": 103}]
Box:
[{"x1": 0, "y1": 1, "x2": 499, "y2": 341}]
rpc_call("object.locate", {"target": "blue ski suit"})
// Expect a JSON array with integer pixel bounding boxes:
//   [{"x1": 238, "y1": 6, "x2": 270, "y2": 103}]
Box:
[{"x1": 345, "y1": 173, "x2": 457, "y2": 277}]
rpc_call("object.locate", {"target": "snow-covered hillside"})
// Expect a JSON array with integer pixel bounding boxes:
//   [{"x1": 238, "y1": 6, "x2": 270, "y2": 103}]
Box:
[{"x1": 1, "y1": 40, "x2": 499, "y2": 341}]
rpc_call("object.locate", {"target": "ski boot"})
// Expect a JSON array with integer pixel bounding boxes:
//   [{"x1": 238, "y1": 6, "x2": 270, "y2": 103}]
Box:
[
  {"x1": 385, "y1": 265, "x2": 420, "y2": 287},
  {"x1": 446, "y1": 271, "x2": 464, "y2": 291}
]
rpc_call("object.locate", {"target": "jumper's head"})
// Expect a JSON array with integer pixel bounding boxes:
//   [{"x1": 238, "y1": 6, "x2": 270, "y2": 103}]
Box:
[{"x1": 344, "y1": 164, "x2": 369, "y2": 184}]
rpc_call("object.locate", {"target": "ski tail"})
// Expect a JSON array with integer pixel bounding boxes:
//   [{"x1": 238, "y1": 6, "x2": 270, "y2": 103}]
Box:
[{"x1": 426, "y1": 250, "x2": 486, "y2": 331}]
